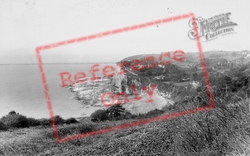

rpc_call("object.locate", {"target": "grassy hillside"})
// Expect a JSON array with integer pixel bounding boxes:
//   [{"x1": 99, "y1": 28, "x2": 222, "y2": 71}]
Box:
[{"x1": 0, "y1": 97, "x2": 250, "y2": 155}]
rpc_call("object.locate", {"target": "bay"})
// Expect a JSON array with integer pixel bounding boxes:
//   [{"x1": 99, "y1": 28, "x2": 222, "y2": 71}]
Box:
[{"x1": 0, "y1": 63, "x2": 116, "y2": 119}]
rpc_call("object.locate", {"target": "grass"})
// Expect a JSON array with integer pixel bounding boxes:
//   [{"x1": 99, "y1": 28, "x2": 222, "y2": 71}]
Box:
[{"x1": 0, "y1": 97, "x2": 249, "y2": 155}]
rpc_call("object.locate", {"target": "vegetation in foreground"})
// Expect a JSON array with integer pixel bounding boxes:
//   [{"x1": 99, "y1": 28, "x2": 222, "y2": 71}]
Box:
[
  {"x1": 0, "y1": 97, "x2": 250, "y2": 155},
  {"x1": 0, "y1": 111, "x2": 78, "y2": 131}
]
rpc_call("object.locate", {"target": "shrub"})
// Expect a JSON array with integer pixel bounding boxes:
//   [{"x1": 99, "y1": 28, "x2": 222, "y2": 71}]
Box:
[
  {"x1": 90, "y1": 109, "x2": 108, "y2": 122},
  {"x1": 0, "y1": 121, "x2": 7, "y2": 131},
  {"x1": 39, "y1": 116, "x2": 66, "y2": 126},
  {"x1": 39, "y1": 118, "x2": 51, "y2": 126},
  {"x1": 106, "y1": 104, "x2": 125, "y2": 120},
  {"x1": 65, "y1": 117, "x2": 78, "y2": 124},
  {"x1": 1, "y1": 114, "x2": 29, "y2": 128},
  {"x1": 27, "y1": 117, "x2": 41, "y2": 127},
  {"x1": 50, "y1": 115, "x2": 65, "y2": 125}
]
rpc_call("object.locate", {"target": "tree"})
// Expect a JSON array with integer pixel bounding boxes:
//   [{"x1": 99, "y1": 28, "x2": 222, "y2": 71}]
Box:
[{"x1": 8, "y1": 111, "x2": 17, "y2": 115}]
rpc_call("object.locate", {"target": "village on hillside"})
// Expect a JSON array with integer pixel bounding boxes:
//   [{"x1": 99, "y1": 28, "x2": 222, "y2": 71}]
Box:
[{"x1": 66, "y1": 50, "x2": 250, "y2": 117}]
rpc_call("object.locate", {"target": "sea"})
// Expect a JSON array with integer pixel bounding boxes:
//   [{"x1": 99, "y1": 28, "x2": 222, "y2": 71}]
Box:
[{"x1": 0, "y1": 63, "x2": 116, "y2": 119}]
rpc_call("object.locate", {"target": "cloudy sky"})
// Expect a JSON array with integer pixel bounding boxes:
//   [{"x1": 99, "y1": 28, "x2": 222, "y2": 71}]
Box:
[{"x1": 0, "y1": 0, "x2": 249, "y2": 64}]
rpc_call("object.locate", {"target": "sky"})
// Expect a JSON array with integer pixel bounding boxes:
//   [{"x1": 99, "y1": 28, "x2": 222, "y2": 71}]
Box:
[{"x1": 0, "y1": 0, "x2": 250, "y2": 64}]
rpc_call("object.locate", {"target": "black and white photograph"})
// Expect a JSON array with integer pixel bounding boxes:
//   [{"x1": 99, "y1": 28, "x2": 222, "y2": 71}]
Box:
[{"x1": 0, "y1": 0, "x2": 250, "y2": 155}]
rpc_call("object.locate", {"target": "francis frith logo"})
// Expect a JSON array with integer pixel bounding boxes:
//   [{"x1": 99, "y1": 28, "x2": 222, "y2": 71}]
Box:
[{"x1": 188, "y1": 12, "x2": 237, "y2": 41}]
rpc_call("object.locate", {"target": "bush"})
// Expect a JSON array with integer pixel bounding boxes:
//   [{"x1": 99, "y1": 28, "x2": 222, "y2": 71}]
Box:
[
  {"x1": 27, "y1": 117, "x2": 41, "y2": 127},
  {"x1": 39, "y1": 118, "x2": 51, "y2": 126},
  {"x1": 90, "y1": 109, "x2": 108, "y2": 122},
  {"x1": 106, "y1": 104, "x2": 125, "y2": 120},
  {"x1": 1, "y1": 114, "x2": 29, "y2": 128},
  {"x1": 50, "y1": 115, "x2": 65, "y2": 125},
  {"x1": 0, "y1": 121, "x2": 7, "y2": 131},
  {"x1": 39, "y1": 116, "x2": 66, "y2": 126},
  {"x1": 65, "y1": 117, "x2": 78, "y2": 124}
]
